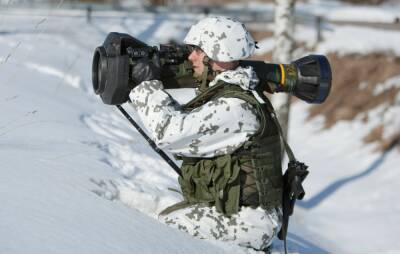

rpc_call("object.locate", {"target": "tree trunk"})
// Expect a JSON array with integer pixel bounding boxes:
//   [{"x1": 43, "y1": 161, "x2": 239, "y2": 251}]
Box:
[{"x1": 272, "y1": 0, "x2": 296, "y2": 157}]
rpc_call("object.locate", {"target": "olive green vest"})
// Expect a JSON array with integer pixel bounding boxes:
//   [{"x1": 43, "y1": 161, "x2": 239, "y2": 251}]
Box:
[{"x1": 176, "y1": 81, "x2": 283, "y2": 216}]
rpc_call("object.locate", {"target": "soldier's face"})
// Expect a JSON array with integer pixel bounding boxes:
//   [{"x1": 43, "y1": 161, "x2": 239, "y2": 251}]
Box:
[
  {"x1": 188, "y1": 46, "x2": 207, "y2": 78},
  {"x1": 188, "y1": 46, "x2": 238, "y2": 79}
]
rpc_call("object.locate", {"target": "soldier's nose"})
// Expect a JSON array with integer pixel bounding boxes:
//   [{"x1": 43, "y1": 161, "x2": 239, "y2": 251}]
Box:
[{"x1": 188, "y1": 50, "x2": 197, "y2": 62}]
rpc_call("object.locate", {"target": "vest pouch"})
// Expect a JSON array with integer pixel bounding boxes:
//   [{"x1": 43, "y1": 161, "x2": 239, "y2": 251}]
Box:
[
  {"x1": 178, "y1": 154, "x2": 241, "y2": 216},
  {"x1": 249, "y1": 135, "x2": 283, "y2": 210}
]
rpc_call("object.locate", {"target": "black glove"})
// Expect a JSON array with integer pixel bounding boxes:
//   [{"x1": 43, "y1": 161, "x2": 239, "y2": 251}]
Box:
[{"x1": 131, "y1": 55, "x2": 161, "y2": 85}]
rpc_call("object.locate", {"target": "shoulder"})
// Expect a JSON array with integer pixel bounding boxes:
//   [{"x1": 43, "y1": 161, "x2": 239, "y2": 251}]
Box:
[
  {"x1": 213, "y1": 82, "x2": 260, "y2": 108},
  {"x1": 209, "y1": 66, "x2": 259, "y2": 91},
  {"x1": 204, "y1": 96, "x2": 259, "y2": 118}
]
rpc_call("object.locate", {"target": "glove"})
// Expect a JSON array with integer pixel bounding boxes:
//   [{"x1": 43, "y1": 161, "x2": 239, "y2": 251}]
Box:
[{"x1": 131, "y1": 55, "x2": 161, "y2": 85}]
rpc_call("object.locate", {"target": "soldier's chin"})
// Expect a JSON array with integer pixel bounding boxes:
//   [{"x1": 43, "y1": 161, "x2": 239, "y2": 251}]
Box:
[{"x1": 193, "y1": 71, "x2": 203, "y2": 79}]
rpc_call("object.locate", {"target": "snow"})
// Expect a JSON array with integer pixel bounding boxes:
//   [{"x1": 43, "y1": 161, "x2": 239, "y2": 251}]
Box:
[
  {"x1": 1, "y1": 3, "x2": 400, "y2": 254},
  {"x1": 288, "y1": 103, "x2": 400, "y2": 254},
  {"x1": 374, "y1": 75, "x2": 400, "y2": 96},
  {"x1": 316, "y1": 25, "x2": 400, "y2": 56},
  {"x1": 228, "y1": 0, "x2": 400, "y2": 24},
  {"x1": 297, "y1": 0, "x2": 400, "y2": 23},
  {"x1": 247, "y1": 0, "x2": 400, "y2": 57},
  {"x1": 323, "y1": 6, "x2": 399, "y2": 23},
  {"x1": 257, "y1": 22, "x2": 400, "y2": 57},
  {"x1": 0, "y1": 11, "x2": 232, "y2": 254}
]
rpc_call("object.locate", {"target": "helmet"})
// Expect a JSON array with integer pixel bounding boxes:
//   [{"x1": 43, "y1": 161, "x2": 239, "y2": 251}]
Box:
[{"x1": 184, "y1": 16, "x2": 256, "y2": 62}]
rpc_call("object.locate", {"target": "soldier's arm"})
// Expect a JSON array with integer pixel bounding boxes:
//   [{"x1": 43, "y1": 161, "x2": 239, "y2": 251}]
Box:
[{"x1": 129, "y1": 80, "x2": 260, "y2": 158}]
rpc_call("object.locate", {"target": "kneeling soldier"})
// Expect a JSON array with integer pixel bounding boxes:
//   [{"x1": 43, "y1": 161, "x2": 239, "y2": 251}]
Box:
[{"x1": 129, "y1": 16, "x2": 283, "y2": 251}]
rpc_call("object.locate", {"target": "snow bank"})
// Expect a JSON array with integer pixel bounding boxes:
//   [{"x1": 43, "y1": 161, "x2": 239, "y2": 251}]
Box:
[{"x1": 0, "y1": 12, "x2": 241, "y2": 254}]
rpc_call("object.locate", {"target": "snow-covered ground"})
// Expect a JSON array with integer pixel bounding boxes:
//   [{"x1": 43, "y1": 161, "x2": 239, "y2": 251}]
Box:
[
  {"x1": 228, "y1": 0, "x2": 400, "y2": 24},
  {"x1": 1, "y1": 2, "x2": 400, "y2": 254}
]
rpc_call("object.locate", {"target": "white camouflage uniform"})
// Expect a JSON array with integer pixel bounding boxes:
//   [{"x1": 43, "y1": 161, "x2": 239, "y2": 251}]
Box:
[
  {"x1": 129, "y1": 66, "x2": 260, "y2": 158},
  {"x1": 128, "y1": 16, "x2": 282, "y2": 251}
]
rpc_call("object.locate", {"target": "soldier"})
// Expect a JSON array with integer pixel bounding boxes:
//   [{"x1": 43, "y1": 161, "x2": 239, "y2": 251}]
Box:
[{"x1": 129, "y1": 16, "x2": 283, "y2": 251}]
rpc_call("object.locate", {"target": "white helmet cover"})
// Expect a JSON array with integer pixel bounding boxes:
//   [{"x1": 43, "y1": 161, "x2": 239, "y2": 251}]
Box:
[{"x1": 184, "y1": 16, "x2": 256, "y2": 62}]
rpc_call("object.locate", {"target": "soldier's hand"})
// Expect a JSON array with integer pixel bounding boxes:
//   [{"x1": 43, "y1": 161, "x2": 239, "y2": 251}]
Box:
[{"x1": 131, "y1": 55, "x2": 161, "y2": 85}]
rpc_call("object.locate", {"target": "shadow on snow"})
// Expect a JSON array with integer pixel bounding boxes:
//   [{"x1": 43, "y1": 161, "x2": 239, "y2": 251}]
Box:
[{"x1": 298, "y1": 141, "x2": 398, "y2": 210}]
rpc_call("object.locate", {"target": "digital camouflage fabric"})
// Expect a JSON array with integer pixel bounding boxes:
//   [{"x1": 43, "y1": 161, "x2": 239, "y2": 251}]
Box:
[
  {"x1": 162, "y1": 204, "x2": 281, "y2": 251},
  {"x1": 176, "y1": 78, "x2": 283, "y2": 216},
  {"x1": 129, "y1": 65, "x2": 282, "y2": 250},
  {"x1": 183, "y1": 16, "x2": 256, "y2": 62},
  {"x1": 128, "y1": 67, "x2": 260, "y2": 158}
]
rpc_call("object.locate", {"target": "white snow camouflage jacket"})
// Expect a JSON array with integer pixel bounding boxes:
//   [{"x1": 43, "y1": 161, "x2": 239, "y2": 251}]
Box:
[{"x1": 129, "y1": 66, "x2": 261, "y2": 158}]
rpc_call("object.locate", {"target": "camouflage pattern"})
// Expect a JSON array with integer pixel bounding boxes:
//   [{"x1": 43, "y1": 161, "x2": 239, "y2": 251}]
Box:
[
  {"x1": 128, "y1": 66, "x2": 260, "y2": 158},
  {"x1": 179, "y1": 81, "x2": 284, "y2": 213},
  {"x1": 184, "y1": 17, "x2": 256, "y2": 62},
  {"x1": 161, "y1": 204, "x2": 282, "y2": 251},
  {"x1": 208, "y1": 66, "x2": 259, "y2": 91},
  {"x1": 129, "y1": 65, "x2": 282, "y2": 250}
]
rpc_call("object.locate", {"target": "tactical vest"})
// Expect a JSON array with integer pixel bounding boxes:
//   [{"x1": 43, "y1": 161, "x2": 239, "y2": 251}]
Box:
[{"x1": 176, "y1": 81, "x2": 283, "y2": 216}]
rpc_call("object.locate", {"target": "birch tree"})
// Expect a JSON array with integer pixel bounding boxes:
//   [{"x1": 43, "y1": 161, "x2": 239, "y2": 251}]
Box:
[{"x1": 272, "y1": 0, "x2": 296, "y2": 149}]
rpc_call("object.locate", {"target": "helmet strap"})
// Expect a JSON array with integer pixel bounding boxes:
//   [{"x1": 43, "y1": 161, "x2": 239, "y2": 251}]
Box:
[
  {"x1": 198, "y1": 56, "x2": 211, "y2": 92},
  {"x1": 195, "y1": 56, "x2": 223, "y2": 92}
]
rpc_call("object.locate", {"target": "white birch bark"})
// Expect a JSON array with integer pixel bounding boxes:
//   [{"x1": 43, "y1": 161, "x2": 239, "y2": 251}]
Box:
[{"x1": 272, "y1": 0, "x2": 296, "y2": 145}]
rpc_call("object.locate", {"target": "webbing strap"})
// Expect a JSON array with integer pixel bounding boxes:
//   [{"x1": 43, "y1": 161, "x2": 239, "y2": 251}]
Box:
[
  {"x1": 262, "y1": 99, "x2": 296, "y2": 162},
  {"x1": 158, "y1": 200, "x2": 193, "y2": 217},
  {"x1": 183, "y1": 81, "x2": 225, "y2": 110},
  {"x1": 270, "y1": 113, "x2": 291, "y2": 254},
  {"x1": 270, "y1": 111, "x2": 296, "y2": 162}
]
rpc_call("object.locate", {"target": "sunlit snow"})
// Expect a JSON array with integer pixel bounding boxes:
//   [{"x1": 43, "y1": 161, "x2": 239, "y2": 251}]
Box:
[{"x1": 1, "y1": 2, "x2": 400, "y2": 254}]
